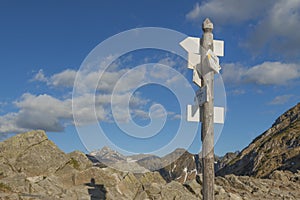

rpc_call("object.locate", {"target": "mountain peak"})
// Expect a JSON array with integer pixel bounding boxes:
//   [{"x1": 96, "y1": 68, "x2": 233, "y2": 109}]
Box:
[{"x1": 272, "y1": 102, "x2": 300, "y2": 127}]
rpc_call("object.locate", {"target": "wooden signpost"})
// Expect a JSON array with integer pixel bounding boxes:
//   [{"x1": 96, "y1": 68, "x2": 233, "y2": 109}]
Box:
[{"x1": 180, "y1": 18, "x2": 224, "y2": 200}]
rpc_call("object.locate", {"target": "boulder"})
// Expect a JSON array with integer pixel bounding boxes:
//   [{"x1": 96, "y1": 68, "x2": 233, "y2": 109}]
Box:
[
  {"x1": 161, "y1": 181, "x2": 198, "y2": 200},
  {"x1": 0, "y1": 130, "x2": 68, "y2": 177}
]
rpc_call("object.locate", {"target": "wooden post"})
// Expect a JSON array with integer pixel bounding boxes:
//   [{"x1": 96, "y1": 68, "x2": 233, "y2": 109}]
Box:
[{"x1": 200, "y1": 18, "x2": 215, "y2": 200}]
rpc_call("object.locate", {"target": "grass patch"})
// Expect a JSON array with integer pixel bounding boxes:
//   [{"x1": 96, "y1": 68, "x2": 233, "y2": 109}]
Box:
[
  {"x1": 69, "y1": 158, "x2": 80, "y2": 170},
  {"x1": 0, "y1": 182, "x2": 11, "y2": 192}
]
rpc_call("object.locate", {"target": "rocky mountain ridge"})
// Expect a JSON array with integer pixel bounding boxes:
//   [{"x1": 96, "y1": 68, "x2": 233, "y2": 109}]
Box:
[
  {"x1": 91, "y1": 100, "x2": 300, "y2": 183},
  {"x1": 1, "y1": 130, "x2": 300, "y2": 199},
  {"x1": 217, "y1": 102, "x2": 300, "y2": 178},
  {"x1": 89, "y1": 146, "x2": 229, "y2": 183}
]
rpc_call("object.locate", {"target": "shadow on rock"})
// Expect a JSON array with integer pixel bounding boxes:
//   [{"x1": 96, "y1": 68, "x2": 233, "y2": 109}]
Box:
[{"x1": 85, "y1": 178, "x2": 106, "y2": 200}]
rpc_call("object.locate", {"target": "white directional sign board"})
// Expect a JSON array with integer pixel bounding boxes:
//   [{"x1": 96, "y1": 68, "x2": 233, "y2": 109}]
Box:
[
  {"x1": 206, "y1": 49, "x2": 221, "y2": 73},
  {"x1": 180, "y1": 37, "x2": 201, "y2": 69},
  {"x1": 187, "y1": 105, "x2": 224, "y2": 124},
  {"x1": 179, "y1": 36, "x2": 224, "y2": 74},
  {"x1": 188, "y1": 53, "x2": 201, "y2": 69},
  {"x1": 192, "y1": 69, "x2": 202, "y2": 87},
  {"x1": 180, "y1": 37, "x2": 224, "y2": 57},
  {"x1": 213, "y1": 107, "x2": 224, "y2": 124},
  {"x1": 182, "y1": 36, "x2": 225, "y2": 124},
  {"x1": 187, "y1": 104, "x2": 200, "y2": 122},
  {"x1": 212, "y1": 40, "x2": 224, "y2": 57},
  {"x1": 196, "y1": 86, "x2": 208, "y2": 106},
  {"x1": 180, "y1": 37, "x2": 200, "y2": 54}
]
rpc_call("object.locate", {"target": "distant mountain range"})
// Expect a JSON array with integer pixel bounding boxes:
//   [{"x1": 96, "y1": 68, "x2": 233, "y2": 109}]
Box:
[
  {"x1": 0, "y1": 103, "x2": 299, "y2": 199},
  {"x1": 88, "y1": 102, "x2": 300, "y2": 182}
]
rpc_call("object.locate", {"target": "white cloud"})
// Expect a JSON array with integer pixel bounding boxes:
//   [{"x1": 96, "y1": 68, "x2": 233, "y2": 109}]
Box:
[
  {"x1": 50, "y1": 69, "x2": 77, "y2": 87},
  {"x1": 186, "y1": 3, "x2": 201, "y2": 21},
  {"x1": 221, "y1": 63, "x2": 246, "y2": 84},
  {"x1": 72, "y1": 93, "x2": 108, "y2": 125},
  {"x1": 150, "y1": 63, "x2": 175, "y2": 79},
  {"x1": 269, "y1": 95, "x2": 293, "y2": 105},
  {"x1": 172, "y1": 114, "x2": 181, "y2": 120},
  {"x1": 33, "y1": 67, "x2": 146, "y2": 94},
  {"x1": 14, "y1": 93, "x2": 72, "y2": 132},
  {"x1": 186, "y1": 1, "x2": 273, "y2": 24},
  {"x1": 186, "y1": 1, "x2": 300, "y2": 56},
  {"x1": 231, "y1": 89, "x2": 245, "y2": 96},
  {"x1": 97, "y1": 69, "x2": 129, "y2": 91},
  {"x1": 149, "y1": 104, "x2": 167, "y2": 119},
  {"x1": 247, "y1": 0, "x2": 300, "y2": 56},
  {"x1": 10, "y1": 54, "x2": 189, "y2": 134},
  {"x1": 158, "y1": 57, "x2": 176, "y2": 68},
  {"x1": 31, "y1": 69, "x2": 48, "y2": 82},
  {"x1": 0, "y1": 113, "x2": 28, "y2": 133},
  {"x1": 222, "y1": 61, "x2": 300, "y2": 85},
  {"x1": 0, "y1": 93, "x2": 97, "y2": 133},
  {"x1": 32, "y1": 67, "x2": 130, "y2": 93},
  {"x1": 166, "y1": 74, "x2": 184, "y2": 86},
  {"x1": 244, "y1": 62, "x2": 300, "y2": 85},
  {"x1": 112, "y1": 67, "x2": 146, "y2": 93},
  {"x1": 32, "y1": 69, "x2": 77, "y2": 88},
  {"x1": 0, "y1": 91, "x2": 152, "y2": 133}
]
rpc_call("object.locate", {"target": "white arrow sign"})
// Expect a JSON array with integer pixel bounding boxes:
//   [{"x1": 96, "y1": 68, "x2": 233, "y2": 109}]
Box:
[
  {"x1": 180, "y1": 37, "x2": 200, "y2": 54},
  {"x1": 180, "y1": 37, "x2": 224, "y2": 74},
  {"x1": 186, "y1": 105, "x2": 224, "y2": 124},
  {"x1": 180, "y1": 37, "x2": 224, "y2": 57}
]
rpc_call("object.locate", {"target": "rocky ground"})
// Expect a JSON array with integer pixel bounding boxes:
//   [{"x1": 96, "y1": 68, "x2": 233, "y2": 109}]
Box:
[{"x1": 0, "y1": 130, "x2": 300, "y2": 200}]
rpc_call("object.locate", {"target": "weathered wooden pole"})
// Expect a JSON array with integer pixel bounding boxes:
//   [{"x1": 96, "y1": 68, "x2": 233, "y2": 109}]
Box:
[
  {"x1": 200, "y1": 18, "x2": 215, "y2": 200},
  {"x1": 180, "y1": 16, "x2": 224, "y2": 200}
]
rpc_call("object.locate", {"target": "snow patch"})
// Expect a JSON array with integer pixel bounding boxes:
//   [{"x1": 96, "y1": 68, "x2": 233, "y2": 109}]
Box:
[
  {"x1": 172, "y1": 164, "x2": 177, "y2": 173},
  {"x1": 126, "y1": 158, "x2": 137, "y2": 162},
  {"x1": 183, "y1": 167, "x2": 188, "y2": 183}
]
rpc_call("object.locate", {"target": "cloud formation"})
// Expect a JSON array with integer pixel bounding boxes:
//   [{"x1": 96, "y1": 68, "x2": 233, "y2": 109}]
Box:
[
  {"x1": 1, "y1": 61, "x2": 185, "y2": 134},
  {"x1": 269, "y1": 95, "x2": 293, "y2": 105},
  {"x1": 247, "y1": 0, "x2": 300, "y2": 56},
  {"x1": 222, "y1": 61, "x2": 300, "y2": 85},
  {"x1": 0, "y1": 94, "x2": 72, "y2": 133},
  {"x1": 0, "y1": 91, "x2": 153, "y2": 133},
  {"x1": 186, "y1": 0, "x2": 300, "y2": 56},
  {"x1": 32, "y1": 69, "x2": 77, "y2": 88},
  {"x1": 186, "y1": 0, "x2": 273, "y2": 24},
  {"x1": 31, "y1": 69, "x2": 48, "y2": 82},
  {"x1": 51, "y1": 69, "x2": 77, "y2": 87}
]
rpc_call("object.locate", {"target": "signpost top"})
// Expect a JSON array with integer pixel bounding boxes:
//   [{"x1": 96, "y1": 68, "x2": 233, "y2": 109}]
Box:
[{"x1": 202, "y1": 18, "x2": 213, "y2": 31}]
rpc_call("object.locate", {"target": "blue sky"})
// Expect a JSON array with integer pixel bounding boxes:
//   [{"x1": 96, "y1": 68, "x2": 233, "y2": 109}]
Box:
[{"x1": 0, "y1": 0, "x2": 300, "y2": 156}]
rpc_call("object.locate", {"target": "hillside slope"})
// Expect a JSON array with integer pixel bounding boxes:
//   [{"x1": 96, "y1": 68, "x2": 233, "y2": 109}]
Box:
[{"x1": 217, "y1": 103, "x2": 300, "y2": 178}]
